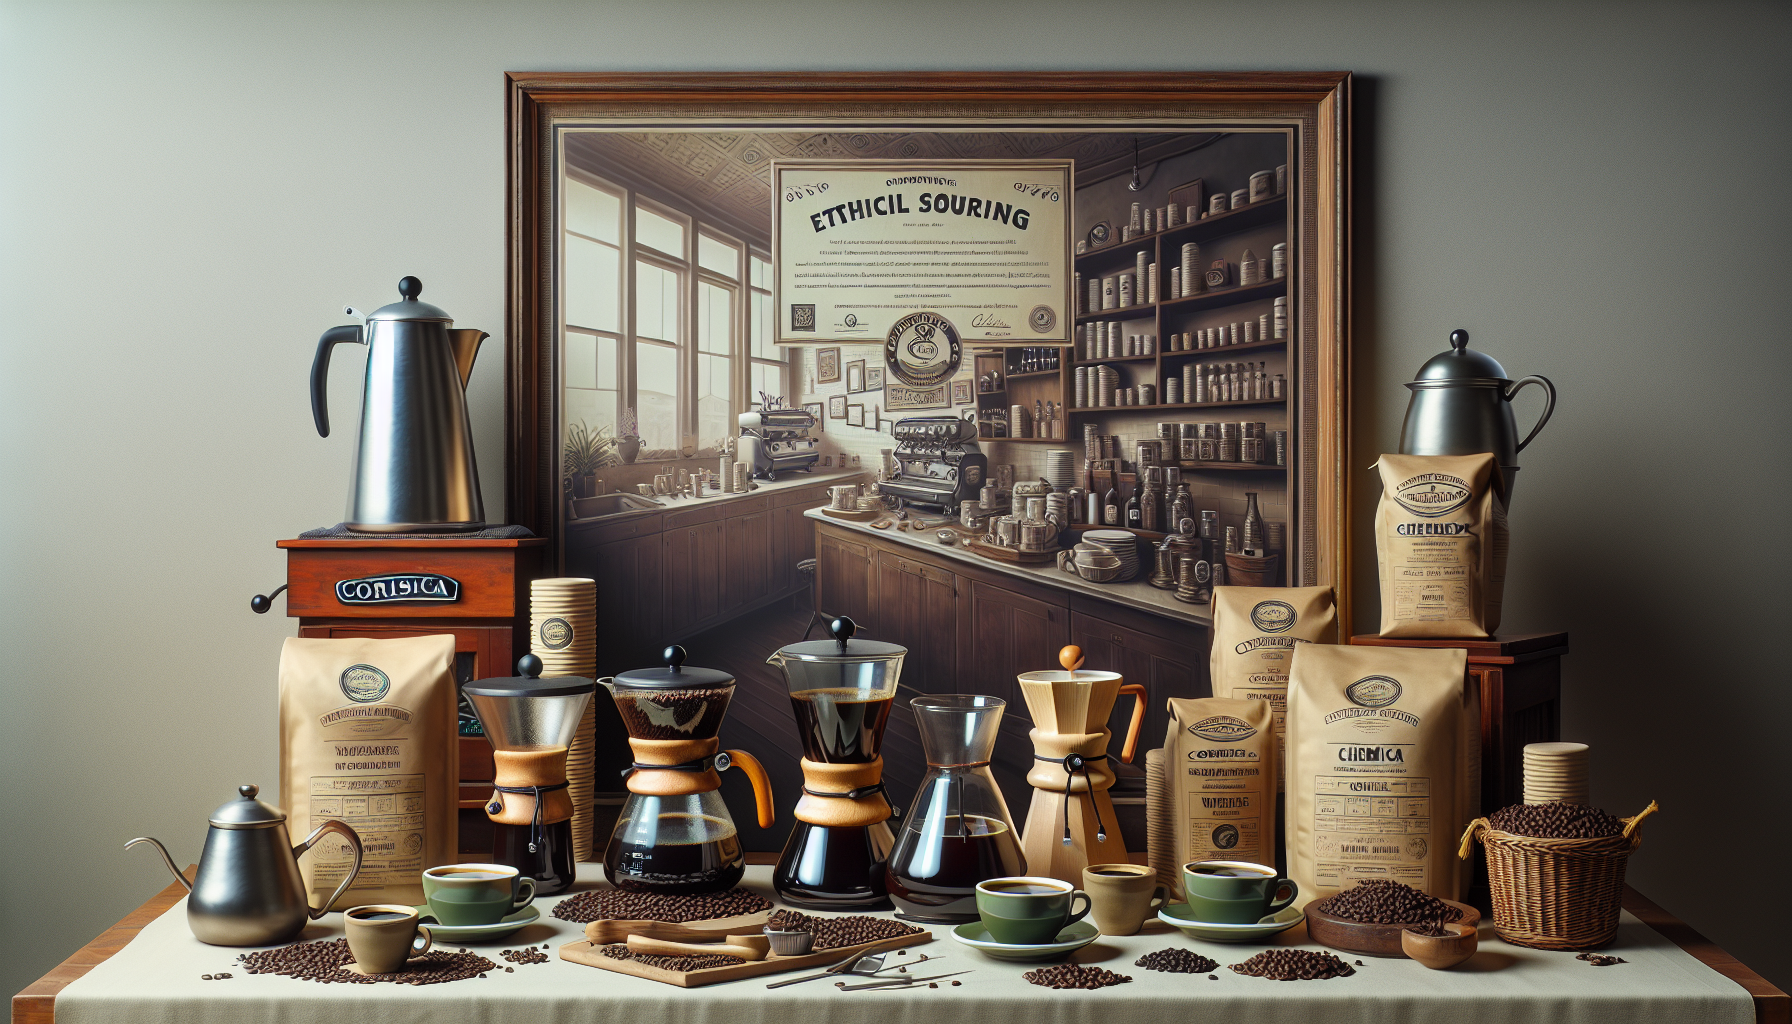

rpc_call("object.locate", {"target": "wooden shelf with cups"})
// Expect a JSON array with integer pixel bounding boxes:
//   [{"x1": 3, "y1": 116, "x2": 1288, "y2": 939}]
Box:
[{"x1": 974, "y1": 345, "x2": 1075, "y2": 443}]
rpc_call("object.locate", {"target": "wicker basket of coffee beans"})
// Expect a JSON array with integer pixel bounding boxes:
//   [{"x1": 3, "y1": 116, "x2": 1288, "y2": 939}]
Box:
[{"x1": 1458, "y1": 799, "x2": 1659, "y2": 950}]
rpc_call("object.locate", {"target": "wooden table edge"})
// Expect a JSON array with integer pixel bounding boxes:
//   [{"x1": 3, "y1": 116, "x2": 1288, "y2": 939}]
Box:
[{"x1": 12, "y1": 872, "x2": 1785, "y2": 1023}]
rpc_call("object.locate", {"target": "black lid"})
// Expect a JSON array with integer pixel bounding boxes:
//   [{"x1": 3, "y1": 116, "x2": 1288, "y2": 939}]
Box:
[
  {"x1": 1410, "y1": 329, "x2": 1510, "y2": 384},
  {"x1": 771, "y1": 616, "x2": 907, "y2": 663},
  {"x1": 611, "y1": 645, "x2": 736, "y2": 690},
  {"x1": 462, "y1": 654, "x2": 596, "y2": 699}
]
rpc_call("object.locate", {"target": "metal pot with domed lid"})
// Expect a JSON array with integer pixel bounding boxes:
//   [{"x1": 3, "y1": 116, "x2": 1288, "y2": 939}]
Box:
[
  {"x1": 1399, "y1": 329, "x2": 1556, "y2": 504},
  {"x1": 599, "y1": 646, "x2": 775, "y2": 893}
]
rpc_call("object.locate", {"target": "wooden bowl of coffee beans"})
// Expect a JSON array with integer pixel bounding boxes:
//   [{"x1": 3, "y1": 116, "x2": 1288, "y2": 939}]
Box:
[{"x1": 1304, "y1": 879, "x2": 1480, "y2": 958}]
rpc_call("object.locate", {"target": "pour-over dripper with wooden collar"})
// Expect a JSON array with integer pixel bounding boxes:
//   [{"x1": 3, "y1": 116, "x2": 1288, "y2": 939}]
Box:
[
  {"x1": 600, "y1": 646, "x2": 775, "y2": 894},
  {"x1": 1016, "y1": 645, "x2": 1146, "y2": 883}
]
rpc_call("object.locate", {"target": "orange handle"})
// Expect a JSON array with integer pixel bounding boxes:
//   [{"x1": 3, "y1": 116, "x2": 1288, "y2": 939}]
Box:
[
  {"x1": 1117, "y1": 683, "x2": 1147, "y2": 764},
  {"x1": 723, "y1": 749, "x2": 776, "y2": 829}
]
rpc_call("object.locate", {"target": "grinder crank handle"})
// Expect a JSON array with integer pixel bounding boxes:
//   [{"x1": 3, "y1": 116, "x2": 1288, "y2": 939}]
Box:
[
  {"x1": 720, "y1": 749, "x2": 776, "y2": 828},
  {"x1": 1117, "y1": 683, "x2": 1147, "y2": 764}
]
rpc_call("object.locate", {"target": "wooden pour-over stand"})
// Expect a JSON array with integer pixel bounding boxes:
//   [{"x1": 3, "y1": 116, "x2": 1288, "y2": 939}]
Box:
[{"x1": 1018, "y1": 646, "x2": 1147, "y2": 883}]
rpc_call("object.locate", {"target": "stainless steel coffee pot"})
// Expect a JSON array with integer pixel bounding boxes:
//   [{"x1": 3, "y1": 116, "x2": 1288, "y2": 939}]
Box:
[
  {"x1": 127, "y1": 785, "x2": 364, "y2": 946},
  {"x1": 1398, "y1": 329, "x2": 1555, "y2": 503},
  {"x1": 311, "y1": 276, "x2": 488, "y2": 531}
]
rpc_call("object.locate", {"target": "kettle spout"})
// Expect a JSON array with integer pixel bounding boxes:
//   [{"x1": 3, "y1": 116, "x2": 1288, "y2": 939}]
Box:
[
  {"x1": 125, "y1": 837, "x2": 193, "y2": 892},
  {"x1": 449, "y1": 329, "x2": 488, "y2": 389}
]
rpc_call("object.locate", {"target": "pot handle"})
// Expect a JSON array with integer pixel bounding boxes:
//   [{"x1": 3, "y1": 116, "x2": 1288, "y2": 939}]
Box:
[
  {"x1": 294, "y1": 818, "x2": 364, "y2": 919},
  {"x1": 1506, "y1": 374, "x2": 1556, "y2": 454},
  {"x1": 1117, "y1": 683, "x2": 1148, "y2": 764},
  {"x1": 310, "y1": 322, "x2": 365, "y2": 438},
  {"x1": 720, "y1": 749, "x2": 776, "y2": 829}
]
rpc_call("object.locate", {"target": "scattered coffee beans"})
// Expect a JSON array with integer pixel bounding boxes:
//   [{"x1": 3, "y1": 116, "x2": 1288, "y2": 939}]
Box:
[
  {"x1": 1576, "y1": 952, "x2": 1627, "y2": 967},
  {"x1": 1489, "y1": 801, "x2": 1624, "y2": 839},
  {"x1": 237, "y1": 938, "x2": 495, "y2": 985},
  {"x1": 765, "y1": 909, "x2": 923, "y2": 950},
  {"x1": 501, "y1": 947, "x2": 551, "y2": 965},
  {"x1": 552, "y1": 887, "x2": 771, "y2": 924},
  {"x1": 1134, "y1": 949, "x2": 1219, "y2": 974},
  {"x1": 1229, "y1": 949, "x2": 1356, "y2": 981},
  {"x1": 1022, "y1": 963, "x2": 1133, "y2": 989},
  {"x1": 1316, "y1": 879, "x2": 1464, "y2": 936},
  {"x1": 599, "y1": 943, "x2": 744, "y2": 972}
]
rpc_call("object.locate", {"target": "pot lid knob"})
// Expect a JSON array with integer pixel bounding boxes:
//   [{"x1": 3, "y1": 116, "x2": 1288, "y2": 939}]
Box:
[
  {"x1": 1060, "y1": 645, "x2": 1085, "y2": 672},
  {"x1": 398, "y1": 276, "x2": 422, "y2": 301},
  {"x1": 1411, "y1": 328, "x2": 1510, "y2": 383},
  {"x1": 829, "y1": 616, "x2": 857, "y2": 649},
  {"x1": 516, "y1": 653, "x2": 542, "y2": 679},
  {"x1": 209, "y1": 783, "x2": 287, "y2": 828},
  {"x1": 663, "y1": 645, "x2": 687, "y2": 672}
]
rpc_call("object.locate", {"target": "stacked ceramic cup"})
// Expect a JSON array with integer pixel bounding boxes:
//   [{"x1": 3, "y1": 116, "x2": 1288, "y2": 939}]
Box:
[
  {"x1": 1045, "y1": 449, "x2": 1076, "y2": 490},
  {"x1": 530, "y1": 577, "x2": 599, "y2": 861},
  {"x1": 1523, "y1": 741, "x2": 1590, "y2": 806}
]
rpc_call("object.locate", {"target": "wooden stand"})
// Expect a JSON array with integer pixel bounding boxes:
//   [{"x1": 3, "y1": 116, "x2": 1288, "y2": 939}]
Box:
[
  {"x1": 1349, "y1": 632, "x2": 1568, "y2": 815},
  {"x1": 274, "y1": 535, "x2": 545, "y2": 853}
]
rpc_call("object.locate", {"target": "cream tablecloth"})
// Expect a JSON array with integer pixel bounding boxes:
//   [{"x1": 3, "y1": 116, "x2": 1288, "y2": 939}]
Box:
[{"x1": 56, "y1": 864, "x2": 1752, "y2": 1024}]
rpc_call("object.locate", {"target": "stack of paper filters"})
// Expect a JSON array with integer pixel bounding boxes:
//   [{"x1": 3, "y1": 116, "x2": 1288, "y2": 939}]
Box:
[
  {"x1": 1144, "y1": 747, "x2": 1179, "y2": 897},
  {"x1": 1523, "y1": 741, "x2": 1590, "y2": 806},
  {"x1": 530, "y1": 577, "x2": 598, "y2": 860}
]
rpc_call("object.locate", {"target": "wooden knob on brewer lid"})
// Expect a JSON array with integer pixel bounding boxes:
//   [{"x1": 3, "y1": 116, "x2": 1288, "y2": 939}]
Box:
[{"x1": 1060, "y1": 645, "x2": 1085, "y2": 673}]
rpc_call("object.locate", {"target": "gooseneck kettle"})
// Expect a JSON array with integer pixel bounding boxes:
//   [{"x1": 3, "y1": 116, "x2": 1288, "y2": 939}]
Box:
[
  {"x1": 311, "y1": 277, "x2": 489, "y2": 531},
  {"x1": 1398, "y1": 329, "x2": 1556, "y2": 504},
  {"x1": 127, "y1": 785, "x2": 364, "y2": 946}
]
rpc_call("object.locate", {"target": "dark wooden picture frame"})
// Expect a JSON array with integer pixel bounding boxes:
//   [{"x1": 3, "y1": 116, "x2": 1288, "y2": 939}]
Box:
[
  {"x1": 506, "y1": 72, "x2": 1353, "y2": 626},
  {"x1": 828, "y1": 394, "x2": 848, "y2": 419}
]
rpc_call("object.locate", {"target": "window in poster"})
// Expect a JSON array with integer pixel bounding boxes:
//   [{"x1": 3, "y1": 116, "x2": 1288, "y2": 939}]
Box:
[
  {"x1": 774, "y1": 160, "x2": 1072, "y2": 347},
  {"x1": 846, "y1": 404, "x2": 865, "y2": 427},
  {"x1": 828, "y1": 394, "x2": 848, "y2": 419}
]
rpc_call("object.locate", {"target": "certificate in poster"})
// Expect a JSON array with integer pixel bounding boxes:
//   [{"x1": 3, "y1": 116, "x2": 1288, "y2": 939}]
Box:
[{"x1": 773, "y1": 160, "x2": 1072, "y2": 346}]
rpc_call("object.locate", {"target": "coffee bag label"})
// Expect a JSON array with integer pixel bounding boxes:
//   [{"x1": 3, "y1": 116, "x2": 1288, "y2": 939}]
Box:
[
  {"x1": 1209, "y1": 586, "x2": 1337, "y2": 791},
  {"x1": 1166, "y1": 697, "x2": 1276, "y2": 874}
]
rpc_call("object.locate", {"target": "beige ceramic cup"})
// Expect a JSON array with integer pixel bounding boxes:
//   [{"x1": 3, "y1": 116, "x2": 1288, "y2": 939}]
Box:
[
  {"x1": 1081, "y1": 863, "x2": 1168, "y2": 936},
  {"x1": 344, "y1": 904, "x2": 433, "y2": 975}
]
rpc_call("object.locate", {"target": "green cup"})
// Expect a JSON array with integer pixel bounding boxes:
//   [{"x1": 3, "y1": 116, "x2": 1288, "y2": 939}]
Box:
[
  {"x1": 975, "y1": 876, "x2": 1091, "y2": 945},
  {"x1": 1181, "y1": 860, "x2": 1297, "y2": 924},
  {"x1": 421, "y1": 863, "x2": 536, "y2": 926}
]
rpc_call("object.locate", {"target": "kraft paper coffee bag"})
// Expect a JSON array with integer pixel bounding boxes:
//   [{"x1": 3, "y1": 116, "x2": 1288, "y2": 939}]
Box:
[
  {"x1": 1165, "y1": 697, "x2": 1277, "y2": 883},
  {"x1": 1209, "y1": 585, "x2": 1337, "y2": 788},
  {"x1": 280, "y1": 635, "x2": 458, "y2": 909},
  {"x1": 1286, "y1": 644, "x2": 1477, "y2": 904},
  {"x1": 1374, "y1": 452, "x2": 1508, "y2": 638}
]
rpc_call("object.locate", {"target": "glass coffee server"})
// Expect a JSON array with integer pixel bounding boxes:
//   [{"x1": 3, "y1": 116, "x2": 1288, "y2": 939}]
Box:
[{"x1": 884, "y1": 694, "x2": 1026, "y2": 922}]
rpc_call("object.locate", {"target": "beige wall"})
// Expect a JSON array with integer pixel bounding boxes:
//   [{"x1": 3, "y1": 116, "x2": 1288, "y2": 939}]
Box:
[{"x1": 2, "y1": 0, "x2": 1787, "y2": 998}]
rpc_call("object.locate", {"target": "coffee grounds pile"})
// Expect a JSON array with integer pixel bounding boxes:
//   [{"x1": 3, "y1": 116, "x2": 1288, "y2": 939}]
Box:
[
  {"x1": 1316, "y1": 879, "x2": 1464, "y2": 936},
  {"x1": 237, "y1": 938, "x2": 496, "y2": 985},
  {"x1": 613, "y1": 689, "x2": 732, "y2": 740},
  {"x1": 1022, "y1": 963, "x2": 1133, "y2": 989},
  {"x1": 552, "y1": 887, "x2": 771, "y2": 923},
  {"x1": 765, "y1": 909, "x2": 924, "y2": 950},
  {"x1": 1229, "y1": 949, "x2": 1356, "y2": 981},
  {"x1": 1133, "y1": 949, "x2": 1219, "y2": 974},
  {"x1": 501, "y1": 947, "x2": 550, "y2": 965},
  {"x1": 1489, "y1": 801, "x2": 1625, "y2": 839},
  {"x1": 1576, "y1": 952, "x2": 1628, "y2": 967},
  {"x1": 599, "y1": 943, "x2": 745, "y2": 972}
]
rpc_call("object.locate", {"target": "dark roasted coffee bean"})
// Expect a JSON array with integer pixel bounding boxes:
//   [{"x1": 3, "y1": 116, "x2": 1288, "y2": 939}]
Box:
[
  {"x1": 1229, "y1": 949, "x2": 1355, "y2": 981},
  {"x1": 1489, "y1": 801, "x2": 1624, "y2": 839},
  {"x1": 201, "y1": 974, "x2": 212, "y2": 980},
  {"x1": 235, "y1": 938, "x2": 496, "y2": 986},
  {"x1": 764, "y1": 910, "x2": 923, "y2": 950},
  {"x1": 552, "y1": 887, "x2": 772, "y2": 924},
  {"x1": 1208, "y1": 974, "x2": 1218, "y2": 980},
  {"x1": 1134, "y1": 949, "x2": 1219, "y2": 974},
  {"x1": 951, "y1": 980, "x2": 961, "y2": 986},
  {"x1": 600, "y1": 943, "x2": 745, "y2": 972},
  {"x1": 1315, "y1": 880, "x2": 1464, "y2": 936},
  {"x1": 1022, "y1": 963, "x2": 1132, "y2": 989}
]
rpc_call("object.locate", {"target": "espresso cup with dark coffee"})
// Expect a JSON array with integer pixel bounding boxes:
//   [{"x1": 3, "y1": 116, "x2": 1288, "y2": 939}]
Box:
[
  {"x1": 344, "y1": 904, "x2": 432, "y2": 974},
  {"x1": 975, "y1": 876, "x2": 1090, "y2": 945},
  {"x1": 1181, "y1": 860, "x2": 1298, "y2": 924},
  {"x1": 421, "y1": 864, "x2": 536, "y2": 927},
  {"x1": 1081, "y1": 863, "x2": 1169, "y2": 936}
]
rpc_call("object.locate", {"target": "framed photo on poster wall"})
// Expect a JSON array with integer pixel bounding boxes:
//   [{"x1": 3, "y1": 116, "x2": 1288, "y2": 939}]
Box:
[
  {"x1": 507, "y1": 72, "x2": 1353, "y2": 628},
  {"x1": 846, "y1": 404, "x2": 865, "y2": 427},
  {"x1": 846, "y1": 359, "x2": 866, "y2": 394}
]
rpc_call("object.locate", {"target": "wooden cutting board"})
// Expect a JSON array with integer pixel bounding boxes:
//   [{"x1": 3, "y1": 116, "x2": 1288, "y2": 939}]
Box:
[
  {"x1": 582, "y1": 911, "x2": 773, "y2": 945},
  {"x1": 558, "y1": 930, "x2": 933, "y2": 987}
]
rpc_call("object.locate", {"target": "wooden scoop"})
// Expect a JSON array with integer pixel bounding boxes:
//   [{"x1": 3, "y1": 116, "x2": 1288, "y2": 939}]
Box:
[
  {"x1": 1401, "y1": 922, "x2": 1478, "y2": 969},
  {"x1": 584, "y1": 911, "x2": 772, "y2": 945},
  {"x1": 626, "y1": 933, "x2": 771, "y2": 961}
]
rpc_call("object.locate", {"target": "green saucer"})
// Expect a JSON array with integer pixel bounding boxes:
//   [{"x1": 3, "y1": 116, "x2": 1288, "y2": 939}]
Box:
[
  {"x1": 412, "y1": 904, "x2": 540, "y2": 943},
  {"x1": 1156, "y1": 902, "x2": 1302, "y2": 943},
  {"x1": 950, "y1": 919, "x2": 1100, "y2": 961}
]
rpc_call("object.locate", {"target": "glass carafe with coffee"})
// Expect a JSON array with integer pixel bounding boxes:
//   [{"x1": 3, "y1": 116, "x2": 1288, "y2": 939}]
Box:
[
  {"x1": 601, "y1": 646, "x2": 775, "y2": 893},
  {"x1": 767, "y1": 617, "x2": 904, "y2": 910},
  {"x1": 462, "y1": 655, "x2": 594, "y2": 896},
  {"x1": 884, "y1": 694, "x2": 1026, "y2": 922}
]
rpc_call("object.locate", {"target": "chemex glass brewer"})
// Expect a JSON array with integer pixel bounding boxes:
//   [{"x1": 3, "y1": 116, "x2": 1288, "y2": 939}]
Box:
[
  {"x1": 767, "y1": 617, "x2": 905, "y2": 910},
  {"x1": 884, "y1": 694, "x2": 1025, "y2": 922},
  {"x1": 600, "y1": 646, "x2": 775, "y2": 894}
]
